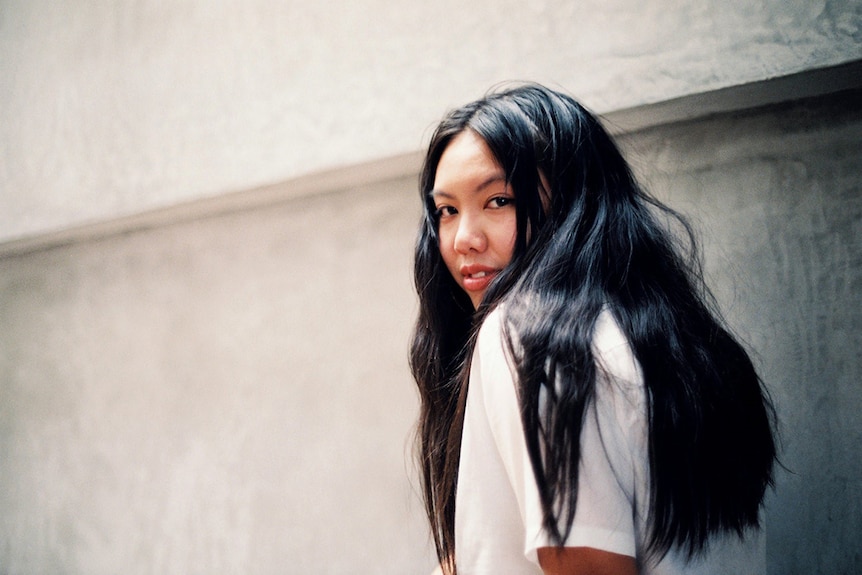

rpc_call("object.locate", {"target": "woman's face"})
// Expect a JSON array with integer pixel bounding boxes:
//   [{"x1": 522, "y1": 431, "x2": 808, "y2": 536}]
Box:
[{"x1": 432, "y1": 130, "x2": 517, "y2": 309}]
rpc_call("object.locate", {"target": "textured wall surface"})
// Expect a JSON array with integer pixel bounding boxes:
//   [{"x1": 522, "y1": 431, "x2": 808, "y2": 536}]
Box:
[
  {"x1": 2, "y1": 0, "x2": 861, "y2": 242},
  {"x1": 1, "y1": 87, "x2": 860, "y2": 574},
  {"x1": 0, "y1": 177, "x2": 433, "y2": 573},
  {"x1": 2, "y1": 1, "x2": 862, "y2": 571},
  {"x1": 618, "y1": 89, "x2": 862, "y2": 575}
]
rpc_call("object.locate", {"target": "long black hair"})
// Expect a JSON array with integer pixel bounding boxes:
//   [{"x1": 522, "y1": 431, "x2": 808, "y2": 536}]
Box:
[{"x1": 409, "y1": 83, "x2": 776, "y2": 571}]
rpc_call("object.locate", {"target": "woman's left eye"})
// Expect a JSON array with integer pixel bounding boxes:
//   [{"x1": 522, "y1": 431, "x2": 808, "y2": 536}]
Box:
[{"x1": 489, "y1": 196, "x2": 514, "y2": 208}]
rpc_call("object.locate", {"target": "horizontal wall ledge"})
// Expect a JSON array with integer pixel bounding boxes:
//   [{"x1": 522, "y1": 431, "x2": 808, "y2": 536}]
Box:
[
  {"x1": 2, "y1": 58, "x2": 861, "y2": 260},
  {"x1": 600, "y1": 58, "x2": 862, "y2": 134},
  {"x1": 0, "y1": 151, "x2": 425, "y2": 260}
]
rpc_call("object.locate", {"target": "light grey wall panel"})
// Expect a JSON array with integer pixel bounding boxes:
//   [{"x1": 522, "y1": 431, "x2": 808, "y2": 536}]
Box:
[
  {"x1": 0, "y1": 177, "x2": 432, "y2": 573},
  {"x1": 2, "y1": 0, "x2": 861, "y2": 242}
]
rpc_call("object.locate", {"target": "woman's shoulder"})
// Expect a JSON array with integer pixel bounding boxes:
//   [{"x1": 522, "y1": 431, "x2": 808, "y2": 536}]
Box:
[
  {"x1": 474, "y1": 304, "x2": 514, "y2": 370},
  {"x1": 591, "y1": 308, "x2": 643, "y2": 388},
  {"x1": 477, "y1": 303, "x2": 642, "y2": 388}
]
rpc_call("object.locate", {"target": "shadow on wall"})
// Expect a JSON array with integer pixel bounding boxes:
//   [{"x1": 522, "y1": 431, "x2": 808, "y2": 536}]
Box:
[{"x1": 618, "y1": 88, "x2": 862, "y2": 575}]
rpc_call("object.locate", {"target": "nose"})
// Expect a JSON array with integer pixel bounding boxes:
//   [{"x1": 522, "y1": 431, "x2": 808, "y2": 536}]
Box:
[{"x1": 453, "y1": 212, "x2": 487, "y2": 254}]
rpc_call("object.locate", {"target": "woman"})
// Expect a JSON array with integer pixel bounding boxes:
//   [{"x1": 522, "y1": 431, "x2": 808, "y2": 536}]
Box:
[{"x1": 410, "y1": 84, "x2": 777, "y2": 574}]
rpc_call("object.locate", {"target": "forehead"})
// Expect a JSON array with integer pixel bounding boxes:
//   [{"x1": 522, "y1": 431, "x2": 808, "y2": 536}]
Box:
[{"x1": 432, "y1": 130, "x2": 504, "y2": 193}]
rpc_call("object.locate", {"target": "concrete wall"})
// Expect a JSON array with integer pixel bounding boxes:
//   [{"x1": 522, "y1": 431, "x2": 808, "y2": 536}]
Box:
[
  {"x1": 1, "y1": 85, "x2": 860, "y2": 574},
  {"x1": 617, "y1": 89, "x2": 862, "y2": 575},
  {"x1": 2, "y1": 0, "x2": 861, "y2": 243},
  {"x1": 0, "y1": 177, "x2": 432, "y2": 573},
  {"x1": 2, "y1": 1, "x2": 862, "y2": 574}
]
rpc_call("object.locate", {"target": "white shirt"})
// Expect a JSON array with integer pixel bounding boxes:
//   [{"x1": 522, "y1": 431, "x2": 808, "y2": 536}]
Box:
[{"x1": 454, "y1": 307, "x2": 765, "y2": 574}]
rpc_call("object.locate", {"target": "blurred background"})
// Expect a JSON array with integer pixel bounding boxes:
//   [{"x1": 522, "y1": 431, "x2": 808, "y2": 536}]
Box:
[{"x1": 1, "y1": 1, "x2": 860, "y2": 573}]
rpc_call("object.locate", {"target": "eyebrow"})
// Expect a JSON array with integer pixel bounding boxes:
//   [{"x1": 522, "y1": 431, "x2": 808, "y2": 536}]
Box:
[{"x1": 429, "y1": 174, "x2": 508, "y2": 199}]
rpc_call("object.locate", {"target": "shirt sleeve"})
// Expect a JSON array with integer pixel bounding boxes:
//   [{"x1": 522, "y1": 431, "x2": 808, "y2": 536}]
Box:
[{"x1": 472, "y1": 307, "x2": 647, "y2": 566}]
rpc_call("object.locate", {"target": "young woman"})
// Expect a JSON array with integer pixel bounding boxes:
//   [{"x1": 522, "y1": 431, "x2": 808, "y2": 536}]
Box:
[{"x1": 410, "y1": 84, "x2": 777, "y2": 575}]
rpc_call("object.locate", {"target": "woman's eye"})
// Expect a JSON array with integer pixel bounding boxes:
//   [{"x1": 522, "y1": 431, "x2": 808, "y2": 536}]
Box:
[
  {"x1": 435, "y1": 205, "x2": 457, "y2": 218},
  {"x1": 489, "y1": 196, "x2": 514, "y2": 209}
]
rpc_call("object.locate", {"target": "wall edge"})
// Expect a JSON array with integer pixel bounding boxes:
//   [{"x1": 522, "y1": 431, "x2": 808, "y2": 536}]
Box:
[{"x1": 3, "y1": 59, "x2": 861, "y2": 259}]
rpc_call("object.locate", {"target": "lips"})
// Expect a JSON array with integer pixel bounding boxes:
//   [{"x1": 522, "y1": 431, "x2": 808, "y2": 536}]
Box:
[{"x1": 460, "y1": 265, "x2": 499, "y2": 293}]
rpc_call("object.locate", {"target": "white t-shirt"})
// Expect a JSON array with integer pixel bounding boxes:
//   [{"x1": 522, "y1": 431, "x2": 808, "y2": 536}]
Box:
[{"x1": 454, "y1": 307, "x2": 765, "y2": 575}]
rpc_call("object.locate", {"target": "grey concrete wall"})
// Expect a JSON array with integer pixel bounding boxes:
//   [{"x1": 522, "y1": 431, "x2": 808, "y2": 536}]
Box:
[
  {"x1": 2, "y1": 0, "x2": 861, "y2": 243},
  {"x1": 1, "y1": 87, "x2": 859, "y2": 574},
  {"x1": 2, "y1": 1, "x2": 861, "y2": 570},
  {"x1": 617, "y1": 89, "x2": 862, "y2": 575},
  {"x1": 0, "y1": 178, "x2": 434, "y2": 573}
]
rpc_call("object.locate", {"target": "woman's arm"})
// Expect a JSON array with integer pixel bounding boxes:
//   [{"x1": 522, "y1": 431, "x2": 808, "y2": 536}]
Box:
[{"x1": 538, "y1": 546, "x2": 638, "y2": 575}]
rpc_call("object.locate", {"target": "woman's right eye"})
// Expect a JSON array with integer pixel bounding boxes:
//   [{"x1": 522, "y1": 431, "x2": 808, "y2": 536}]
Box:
[{"x1": 435, "y1": 205, "x2": 457, "y2": 218}]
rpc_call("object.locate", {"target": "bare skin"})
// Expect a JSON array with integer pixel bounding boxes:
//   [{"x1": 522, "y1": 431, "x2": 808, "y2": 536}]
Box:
[
  {"x1": 537, "y1": 546, "x2": 638, "y2": 575},
  {"x1": 432, "y1": 547, "x2": 637, "y2": 575}
]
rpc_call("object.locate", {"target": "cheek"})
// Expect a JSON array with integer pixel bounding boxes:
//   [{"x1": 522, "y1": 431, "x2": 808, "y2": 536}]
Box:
[
  {"x1": 495, "y1": 215, "x2": 518, "y2": 260},
  {"x1": 437, "y1": 225, "x2": 459, "y2": 271}
]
